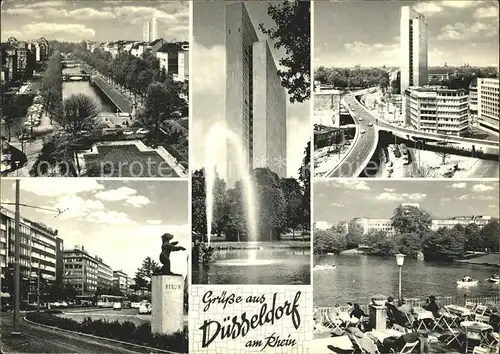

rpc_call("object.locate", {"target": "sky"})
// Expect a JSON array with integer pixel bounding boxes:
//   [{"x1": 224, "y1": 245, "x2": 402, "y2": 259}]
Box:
[
  {"x1": 0, "y1": 0, "x2": 188, "y2": 42},
  {"x1": 314, "y1": 180, "x2": 499, "y2": 225},
  {"x1": 314, "y1": 0, "x2": 499, "y2": 68},
  {"x1": 0, "y1": 178, "x2": 189, "y2": 278},
  {"x1": 191, "y1": 1, "x2": 310, "y2": 179}
]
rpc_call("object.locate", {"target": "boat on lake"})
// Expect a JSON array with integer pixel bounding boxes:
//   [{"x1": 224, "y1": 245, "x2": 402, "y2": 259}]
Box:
[
  {"x1": 314, "y1": 263, "x2": 336, "y2": 271},
  {"x1": 457, "y1": 276, "x2": 479, "y2": 287},
  {"x1": 486, "y1": 275, "x2": 499, "y2": 284}
]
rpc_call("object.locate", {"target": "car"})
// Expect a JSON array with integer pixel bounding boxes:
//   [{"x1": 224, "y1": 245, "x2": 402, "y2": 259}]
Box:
[
  {"x1": 360, "y1": 130, "x2": 366, "y2": 134},
  {"x1": 19, "y1": 133, "x2": 31, "y2": 141},
  {"x1": 358, "y1": 117, "x2": 363, "y2": 122},
  {"x1": 345, "y1": 140, "x2": 351, "y2": 146},
  {"x1": 123, "y1": 130, "x2": 134, "y2": 135},
  {"x1": 135, "y1": 128, "x2": 149, "y2": 135},
  {"x1": 138, "y1": 302, "x2": 151, "y2": 314},
  {"x1": 368, "y1": 122, "x2": 374, "y2": 127},
  {"x1": 113, "y1": 302, "x2": 122, "y2": 310}
]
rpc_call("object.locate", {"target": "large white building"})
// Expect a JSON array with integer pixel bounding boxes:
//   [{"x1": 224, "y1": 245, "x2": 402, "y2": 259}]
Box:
[
  {"x1": 314, "y1": 86, "x2": 342, "y2": 128},
  {"x1": 403, "y1": 86, "x2": 469, "y2": 136},
  {"x1": 477, "y1": 78, "x2": 499, "y2": 134},
  {"x1": 225, "y1": 2, "x2": 286, "y2": 186},
  {"x1": 142, "y1": 18, "x2": 158, "y2": 43},
  {"x1": 400, "y1": 6, "x2": 428, "y2": 93}
]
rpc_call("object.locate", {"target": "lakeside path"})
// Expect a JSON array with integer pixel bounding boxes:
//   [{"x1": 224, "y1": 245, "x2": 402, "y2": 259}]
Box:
[{"x1": 456, "y1": 253, "x2": 499, "y2": 267}]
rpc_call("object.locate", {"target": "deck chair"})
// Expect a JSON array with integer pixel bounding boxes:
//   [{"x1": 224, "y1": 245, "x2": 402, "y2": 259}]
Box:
[
  {"x1": 433, "y1": 306, "x2": 460, "y2": 331},
  {"x1": 475, "y1": 305, "x2": 488, "y2": 316},
  {"x1": 474, "y1": 314, "x2": 491, "y2": 324},
  {"x1": 325, "y1": 311, "x2": 345, "y2": 334},
  {"x1": 472, "y1": 346, "x2": 490, "y2": 354},
  {"x1": 350, "y1": 334, "x2": 380, "y2": 354},
  {"x1": 465, "y1": 301, "x2": 477, "y2": 312},
  {"x1": 390, "y1": 340, "x2": 419, "y2": 354}
]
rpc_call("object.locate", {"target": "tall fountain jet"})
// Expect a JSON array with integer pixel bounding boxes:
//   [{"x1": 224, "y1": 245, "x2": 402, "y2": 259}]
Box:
[{"x1": 204, "y1": 123, "x2": 258, "y2": 246}]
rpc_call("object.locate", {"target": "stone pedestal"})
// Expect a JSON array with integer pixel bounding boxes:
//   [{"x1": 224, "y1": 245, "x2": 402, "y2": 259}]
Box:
[
  {"x1": 369, "y1": 304, "x2": 387, "y2": 331},
  {"x1": 151, "y1": 275, "x2": 184, "y2": 334}
]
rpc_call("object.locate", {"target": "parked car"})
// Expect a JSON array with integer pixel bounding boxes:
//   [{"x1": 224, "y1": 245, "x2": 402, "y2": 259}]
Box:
[
  {"x1": 19, "y1": 133, "x2": 31, "y2": 141},
  {"x1": 122, "y1": 301, "x2": 132, "y2": 309},
  {"x1": 113, "y1": 302, "x2": 122, "y2": 310},
  {"x1": 123, "y1": 130, "x2": 134, "y2": 136},
  {"x1": 138, "y1": 302, "x2": 151, "y2": 314},
  {"x1": 360, "y1": 130, "x2": 366, "y2": 134},
  {"x1": 135, "y1": 128, "x2": 149, "y2": 134}
]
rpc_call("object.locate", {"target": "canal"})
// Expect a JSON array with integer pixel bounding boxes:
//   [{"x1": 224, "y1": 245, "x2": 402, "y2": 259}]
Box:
[
  {"x1": 62, "y1": 66, "x2": 115, "y2": 113},
  {"x1": 314, "y1": 254, "x2": 499, "y2": 306}
]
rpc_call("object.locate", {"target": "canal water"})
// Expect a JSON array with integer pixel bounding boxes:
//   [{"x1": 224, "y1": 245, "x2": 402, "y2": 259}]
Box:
[
  {"x1": 314, "y1": 254, "x2": 499, "y2": 306},
  {"x1": 62, "y1": 67, "x2": 114, "y2": 113}
]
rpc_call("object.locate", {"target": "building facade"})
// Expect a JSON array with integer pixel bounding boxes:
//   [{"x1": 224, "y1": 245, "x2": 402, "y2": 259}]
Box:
[
  {"x1": 225, "y1": 2, "x2": 286, "y2": 186},
  {"x1": 156, "y1": 42, "x2": 189, "y2": 82},
  {"x1": 431, "y1": 215, "x2": 494, "y2": 231},
  {"x1": 352, "y1": 217, "x2": 396, "y2": 236},
  {"x1": 113, "y1": 270, "x2": 130, "y2": 294},
  {"x1": 477, "y1": 78, "x2": 499, "y2": 134},
  {"x1": 469, "y1": 79, "x2": 478, "y2": 126},
  {"x1": 142, "y1": 21, "x2": 151, "y2": 42},
  {"x1": 63, "y1": 245, "x2": 98, "y2": 297},
  {"x1": 0, "y1": 207, "x2": 63, "y2": 300},
  {"x1": 400, "y1": 6, "x2": 428, "y2": 93},
  {"x1": 314, "y1": 88, "x2": 342, "y2": 128},
  {"x1": 403, "y1": 86, "x2": 469, "y2": 136},
  {"x1": 95, "y1": 256, "x2": 113, "y2": 289}
]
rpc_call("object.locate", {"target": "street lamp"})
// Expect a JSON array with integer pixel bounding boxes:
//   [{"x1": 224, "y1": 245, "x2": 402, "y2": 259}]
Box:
[{"x1": 395, "y1": 253, "x2": 405, "y2": 301}]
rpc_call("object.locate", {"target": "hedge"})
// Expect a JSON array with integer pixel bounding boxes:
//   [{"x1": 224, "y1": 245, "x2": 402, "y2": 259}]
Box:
[{"x1": 26, "y1": 312, "x2": 187, "y2": 353}]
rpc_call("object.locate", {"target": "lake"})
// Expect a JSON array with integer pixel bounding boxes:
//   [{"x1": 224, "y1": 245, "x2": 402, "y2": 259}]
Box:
[
  {"x1": 314, "y1": 254, "x2": 499, "y2": 306},
  {"x1": 192, "y1": 248, "x2": 311, "y2": 285}
]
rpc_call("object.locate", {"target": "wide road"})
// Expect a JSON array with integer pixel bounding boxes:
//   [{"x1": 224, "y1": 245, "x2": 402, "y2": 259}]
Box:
[
  {"x1": 60, "y1": 308, "x2": 189, "y2": 328},
  {"x1": 326, "y1": 94, "x2": 378, "y2": 177},
  {"x1": 0, "y1": 313, "x2": 148, "y2": 353}
]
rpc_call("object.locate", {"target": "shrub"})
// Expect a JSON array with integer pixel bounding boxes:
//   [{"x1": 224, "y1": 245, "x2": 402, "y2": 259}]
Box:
[{"x1": 26, "y1": 312, "x2": 188, "y2": 352}]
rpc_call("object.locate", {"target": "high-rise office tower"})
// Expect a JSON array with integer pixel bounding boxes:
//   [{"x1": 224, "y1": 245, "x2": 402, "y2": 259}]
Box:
[
  {"x1": 150, "y1": 17, "x2": 158, "y2": 42},
  {"x1": 400, "y1": 6, "x2": 428, "y2": 94},
  {"x1": 225, "y1": 2, "x2": 286, "y2": 187},
  {"x1": 143, "y1": 21, "x2": 150, "y2": 42}
]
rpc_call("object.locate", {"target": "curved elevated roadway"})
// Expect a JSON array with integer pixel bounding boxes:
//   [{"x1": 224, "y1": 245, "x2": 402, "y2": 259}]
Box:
[{"x1": 327, "y1": 88, "x2": 499, "y2": 177}]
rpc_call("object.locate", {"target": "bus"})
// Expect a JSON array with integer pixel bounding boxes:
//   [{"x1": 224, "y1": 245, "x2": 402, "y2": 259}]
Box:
[{"x1": 97, "y1": 295, "x2": 127, "y2": 308}]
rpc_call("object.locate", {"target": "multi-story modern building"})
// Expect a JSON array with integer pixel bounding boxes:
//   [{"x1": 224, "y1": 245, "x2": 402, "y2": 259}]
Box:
[
  {"x1": 0, "y1": 43, "x2": 18, "y2": 84},
  {"x1": 142, "y1": 21, "x2": 151, "y2": 42},
  {"x1": 428, "y1": 70, "x2": 449, "y2": 82},
  {"x1": 403, "y1": 86, "x2": 469, "y2": 136},
  {"x1": 314, "y1": 221, "x2": 330, "y2": 230},
  {"x1": 0, "y1": 207, "x2": 63, "y2": 301},
  {"x1": 63, "y1": 245, "x2": 98, "y2": 297},
  {"x1": 469, "y1": 79, "x2": 478, "y2": 126},
  {"x1": 142, "y1": 18, "x2": 158, "y2": 43},
  {"x1": 112, "y1": 270, "x2": 130, "y2": 294},
  {"x1": 314, "y1": 84, "x2": 341, "y2": 128},
  {"x1": 94, "y1": 256, "x2": 113, "y2": 289},
  {"x1": 400, "y1": 6, "x2": 428, "y2": 93},
  {"x1": 352, "y1": 217, "x2": 396, "y2": 236},
  {"x1": 431, "y1": 215, "x2": 494, "y2": 231},
  {"x1": 477, "y1": 78, "x2": 499, "y2": 134},
  {"x1": 225, "y1": 2, "x2": 286, "y2": 186},
  {"x1": 156, "y1": 41, "x2": 189, "y2": 82}
]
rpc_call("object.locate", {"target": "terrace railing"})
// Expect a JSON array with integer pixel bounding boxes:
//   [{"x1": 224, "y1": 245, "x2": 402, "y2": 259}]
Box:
[{"x1": 315, "y1": 294, "x2": 500, "y2": 317}]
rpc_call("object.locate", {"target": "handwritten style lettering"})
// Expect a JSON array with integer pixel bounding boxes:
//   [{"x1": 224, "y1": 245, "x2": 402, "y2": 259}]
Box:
[
  {"x1": 261, "y1": 333, "x2": 296, "y2": 351},
  {"x1": 199, "y1": 291, "x2": 301, "y2": 348},
  {"x1": 202, "y1": 291, "x2": 243, "y2": 312}
]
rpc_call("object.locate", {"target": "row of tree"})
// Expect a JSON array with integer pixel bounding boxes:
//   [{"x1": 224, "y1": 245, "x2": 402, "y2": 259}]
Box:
[
  {"x1": 429, "y1": 67, "x2": 499, "y2": 91},
  {"x1": 314, "y1": 205, "x2": 499, "y2": 261},
  {"x1": 192, "y1": 152, "x2": 310, "y2": 241},
  {"x1": 40, "y1": 51, "x2": 63, "y2": 124},
  {"x1": 314, "y1": 66, "x2": 390, "y2": 90}
]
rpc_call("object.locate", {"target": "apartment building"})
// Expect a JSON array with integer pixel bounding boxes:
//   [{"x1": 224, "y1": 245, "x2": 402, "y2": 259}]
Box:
[
  {"x1": 352, "y1": 217, "x2": 396, "y2": 236},
  {"x1": 314, "y1": 88, "x2": 342, "y2": 128},
  {"x1": 477, "y1": 78, "x2": 499, "y2": 134},
  {"x1": 63, "y1": 245, "x2": 98, "y2": 297},
  {"x1": 403, "y1": 86, "x2": 469, "y2": 136},
  {"x1": 94, "y1": 256, "x2": 113, "y2": 289},
  {"x1": 113, "y1": 270, "x2": 130, "y2": 294},
  {"x1": 156, "y1": 42, "x2": 189, "y2": 82},
  {"x1": 431, "y1": 215, "x2": 494, "y2": 231},
  {"x1": 0, "y1": 207, "x2": 63, "y2": 300}
]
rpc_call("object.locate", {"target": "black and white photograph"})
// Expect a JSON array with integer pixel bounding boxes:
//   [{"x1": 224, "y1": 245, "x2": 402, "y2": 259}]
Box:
[
  {"x1": 1, "y1": 0, "x2": 189, "y2": 178},
  {"x1": 0, "y1": 178, "x2": 189, "y2": 353},
  {"x1": 312, "y1": 179, "x2": 499, "y2": 354},
  {"x1": 190, "y1": 1, "x2": 311, "y2": 285},
  {"x1": 313, "y1": 0, "x2": 499, "y2": 179}
]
